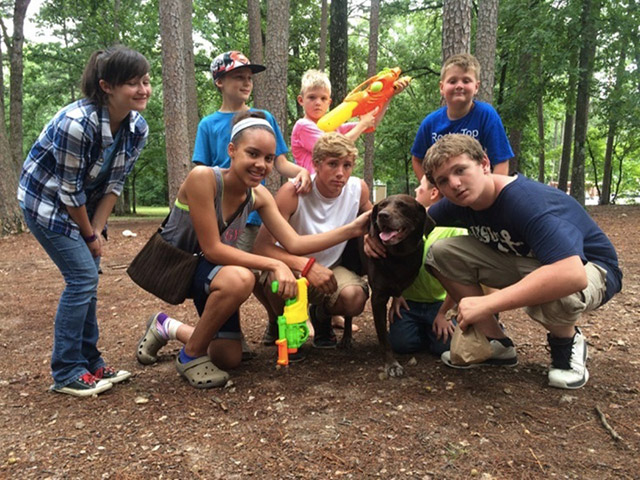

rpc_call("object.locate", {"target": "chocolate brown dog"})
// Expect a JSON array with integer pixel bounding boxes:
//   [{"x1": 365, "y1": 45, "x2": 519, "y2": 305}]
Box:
[{"x1": 365, "y1": 194, "x2": 434, "y2": 377}]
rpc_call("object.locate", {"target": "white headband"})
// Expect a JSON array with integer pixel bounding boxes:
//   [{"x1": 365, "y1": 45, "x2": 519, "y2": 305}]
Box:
[{"x1": 230, "y1": 118, "x2": 274, "y2": 141}]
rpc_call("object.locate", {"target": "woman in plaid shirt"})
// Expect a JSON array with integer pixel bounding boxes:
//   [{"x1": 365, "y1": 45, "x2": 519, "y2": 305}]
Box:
[{"x1": 18, "y1": 46, "x2": 151, "y2": 397}]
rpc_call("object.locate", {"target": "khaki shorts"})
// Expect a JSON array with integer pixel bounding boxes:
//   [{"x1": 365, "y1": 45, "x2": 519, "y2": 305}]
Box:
[
  {"x1": 425, "y1": 236, "x2": 607, "y2": 327},
  {"x1": 260, "y1": 265, "x2": 368, "y2": 309}
]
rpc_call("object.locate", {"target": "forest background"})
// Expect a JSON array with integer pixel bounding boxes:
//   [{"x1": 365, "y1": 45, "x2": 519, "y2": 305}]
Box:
[{"x1": 1, "y1": 0, "x2": 639, "y2": 235}]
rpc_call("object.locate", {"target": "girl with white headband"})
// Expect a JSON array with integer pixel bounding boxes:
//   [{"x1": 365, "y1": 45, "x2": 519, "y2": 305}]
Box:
[{"x1": 136, "y1": 111, "x2": 370, "y2": 389}]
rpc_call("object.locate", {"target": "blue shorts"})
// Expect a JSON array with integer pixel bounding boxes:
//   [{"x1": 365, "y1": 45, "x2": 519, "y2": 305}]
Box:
[{"x1": 189, "y1": 256, "x2": 241, "y2": 339}]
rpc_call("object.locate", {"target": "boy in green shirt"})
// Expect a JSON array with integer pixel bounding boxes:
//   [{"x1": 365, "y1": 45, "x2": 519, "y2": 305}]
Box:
[{"x1": 387, "y1": 175, "x2": 466, "y2": 355}]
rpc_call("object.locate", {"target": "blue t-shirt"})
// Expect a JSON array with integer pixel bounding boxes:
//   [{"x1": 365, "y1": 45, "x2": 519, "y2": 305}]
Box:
[
  {"x1": 411, "y1": 100, "x2": 513, "y2": 167},
  {"x1": 192, "y1": 108, "x2": 288, "y2": 225},
  {"x1": 428, "y1": 175, "x2": 622, "y2": 304}
]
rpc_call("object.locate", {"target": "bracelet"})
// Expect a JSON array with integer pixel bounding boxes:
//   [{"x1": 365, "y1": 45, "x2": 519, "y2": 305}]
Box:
[
  {"x1": 83, "y1": 233, "x2": 98, "y2": 243},
  {"x1": 301, "y1": 257, "x2": 316, "y2": 277}
]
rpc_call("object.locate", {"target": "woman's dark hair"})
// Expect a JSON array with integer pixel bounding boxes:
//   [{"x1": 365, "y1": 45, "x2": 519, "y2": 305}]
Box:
[
  {"x1": 230, "y1": 110, "x2": 275, "y2": 144},
  {"x1": 81, "y1": 46, "x2": 150, "y2": 105}
]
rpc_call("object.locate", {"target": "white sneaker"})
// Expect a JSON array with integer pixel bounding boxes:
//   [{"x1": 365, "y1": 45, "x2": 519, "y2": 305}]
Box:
[
  {"x1": 548, "y1": 328, "x2": 589, "y2": 389},
  {"x1": 441, "y1": 339, "x2": 518, "y2": 369}
]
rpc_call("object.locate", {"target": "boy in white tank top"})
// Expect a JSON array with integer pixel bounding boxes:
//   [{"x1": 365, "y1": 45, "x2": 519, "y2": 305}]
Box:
[{"x1": 253, "y1": 133, "x2": 371, "y2": 349}]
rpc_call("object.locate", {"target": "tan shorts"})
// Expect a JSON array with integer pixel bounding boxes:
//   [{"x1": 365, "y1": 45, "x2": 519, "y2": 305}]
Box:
[
  {"x1": 425, "y1": 236, "x2": 607, "y2": 327},
  {"x1": 260, "y1": 265, "x2": 368, "y2": 309}
]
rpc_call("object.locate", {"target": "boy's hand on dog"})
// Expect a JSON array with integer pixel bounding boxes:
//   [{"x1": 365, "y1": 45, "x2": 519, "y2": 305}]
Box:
[
  {"x1": 388, "y1": 296, "x2": 409, "y2": 325},
  {"x1": 363, "y1": 233, "x2": 386, "y2": 259},
  {"x1": 350, "y1": 210, "x2": 371, "y2": 237},
  {"x1": 306, "y1": 262, "x2": 337, "y2": 295}
]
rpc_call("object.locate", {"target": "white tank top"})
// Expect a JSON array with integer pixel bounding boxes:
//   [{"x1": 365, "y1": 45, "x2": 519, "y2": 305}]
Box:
[{"x1": 288, "y1": 175, "x2": 362, "y2": 268}]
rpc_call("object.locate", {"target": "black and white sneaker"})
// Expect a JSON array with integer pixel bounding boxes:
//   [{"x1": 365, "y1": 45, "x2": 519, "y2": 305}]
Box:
[
  {"x1": 547, "y1": 328, "x2": 589, "y2": 389},
  {"x1": 441, "y1": 338, "x2": 518, "y2": 369}
]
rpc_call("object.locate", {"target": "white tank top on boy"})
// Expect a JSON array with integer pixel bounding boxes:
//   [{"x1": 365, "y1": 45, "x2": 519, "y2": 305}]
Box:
[{"x1": 288, "y1": 174, "x2": 362, "y2": 269}]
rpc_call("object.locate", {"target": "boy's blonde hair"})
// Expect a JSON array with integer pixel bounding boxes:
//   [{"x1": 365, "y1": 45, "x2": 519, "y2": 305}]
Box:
[
  {"x1": 423, "y1": 134, "x2": 485, "y2": 184},
  {"x1": 300, "y1": 69, "x2": 332, "y2": 96},
  {"x1": 441, "y1": 53, "x2": 481, "y2": 80},
  {"x1": 312, "y1": 132, "x2": 357, "y2": 166}
]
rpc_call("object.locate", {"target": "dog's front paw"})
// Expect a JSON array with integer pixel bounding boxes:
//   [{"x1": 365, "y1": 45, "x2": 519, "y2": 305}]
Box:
[
  {"x1": 338, "y1": 335, "x2": 353, "y2": 349},
  {"x1": 385, "y1": 360, "x2": 404, "y2": 378}
]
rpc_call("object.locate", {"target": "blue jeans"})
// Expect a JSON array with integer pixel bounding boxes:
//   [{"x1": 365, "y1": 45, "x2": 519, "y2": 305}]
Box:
[
  {"x1": 388, "y1": 300, "x2": 452, "y2": 356},
  {"x1": 23, "y1": 211, "x2": 105, "y2": 388}
]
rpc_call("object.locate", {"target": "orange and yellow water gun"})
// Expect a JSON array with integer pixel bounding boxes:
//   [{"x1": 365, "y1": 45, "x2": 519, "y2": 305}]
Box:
[
  {"x1": 271, "y1": 277, "x2": 310, "y2": 366},
  {"x1": 317, "y1": 67, "x2": 411, "y2": 133}
]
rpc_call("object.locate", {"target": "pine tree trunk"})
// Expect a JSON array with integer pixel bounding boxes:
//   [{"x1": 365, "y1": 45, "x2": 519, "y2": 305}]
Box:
[
  {"x1": 329, "y1": 0, "x2": 349, "y2": 103},
  {"x1": 600, "y1": 48, "x2": 626, "y2": 205},
  {"x1": 363, "y1": 0, "x2": 380, "y2": 197},
  {"x1": 159, "y1": 0, "x2": 192, "y2": 206},
  {"x1": 571, "y1": 0, "x2": 601, "y2": 206},
  {"x1": 262, "y1": 0, "x2": 290, "y2": 195},
  {"x1": 9, "y1": 0, "x2": 30, "y2": 170},
  {"x1": 182, "y1": 0, "x2": 198, "y2": 155},
  {"x1": 442, "y1": 0, "x2": 471, "y2": 63},
  {"x1": 248, "y1": 0, "x2": 266, "y2": 108},
  {"x1": 318, "y1": 0, "x2": 329, "y2": 71},
  {"x1": 475, "y1": 0, "x2": 499, "y2": 103},
  {"x1": 536, "y1": 87, "x2": 545, "y2": 183}
]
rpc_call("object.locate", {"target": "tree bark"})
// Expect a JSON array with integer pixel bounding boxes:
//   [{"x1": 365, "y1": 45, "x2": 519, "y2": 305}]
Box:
[
  {"x1": 442, "y1": 0, "x2": 471, "y2": 63},
  {"x1": 0, "y1": 32, "x2": 24, "y2": 236},
  {"x1": 182, "y1": 0, "x2": 198, "y2": 154},
  {"x1": 536, "y1": 82, "x2": 545, "y2": 183},
  {"x1": 248, "y1": 0, "x2": 266, "y2": 108},
  {"x1": 318, "y1": 0, "x2": 328, "y2": 71},
  {"x1": 9, "y1": 0, "x2": 30, "y2": 171},
  {"x1": 329, "y1": 0, "x2": 349, "y2": 104},
  {"x1": 159, "y1": 0, "x2": 192, "y2": 205},
  {"x1": 600, "y1": 49, "x2": 626, "y2": 205},
  {"x1": 363, "y1": 0, "x2": 380, "y2": 198},
  {"x1": 571, "y1": 0, "x2": 601, "y2": 206},
  {"x1": 262, "y1": 0, "x2": 290, "y2": 195},
  {"x1": 557, "y1": 53, "x2": 577, "y2": 192},
  {"x1": 475, "y1": 0, "x2": 499, "y2": 103}
]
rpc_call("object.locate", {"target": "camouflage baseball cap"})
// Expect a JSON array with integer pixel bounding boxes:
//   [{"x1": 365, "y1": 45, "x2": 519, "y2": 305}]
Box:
[{"x1": 210, "y1": 51, "x2": 266, "y2": 82}]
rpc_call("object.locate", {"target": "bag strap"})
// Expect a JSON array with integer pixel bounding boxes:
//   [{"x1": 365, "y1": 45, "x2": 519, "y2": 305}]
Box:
[
  {"x1": 158, "y1": 188, "x2": 251, "y2": 236},
  {"x1": 219, "y1": 189, "x2": 252, "y2": 235}
]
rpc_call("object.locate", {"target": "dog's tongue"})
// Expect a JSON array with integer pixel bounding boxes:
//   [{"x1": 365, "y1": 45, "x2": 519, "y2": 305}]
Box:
[{"x1": 379, "y1": 230, "x2": 399, "y2": 242}]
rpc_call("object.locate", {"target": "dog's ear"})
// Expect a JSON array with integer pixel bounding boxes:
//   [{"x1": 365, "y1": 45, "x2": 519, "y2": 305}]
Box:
[
  {"x1": 370, "y1": 202, "x2": 380, "y2": 231},
  {"x1": 423, "y1": 215, "x2": 435, "y2": 236}
]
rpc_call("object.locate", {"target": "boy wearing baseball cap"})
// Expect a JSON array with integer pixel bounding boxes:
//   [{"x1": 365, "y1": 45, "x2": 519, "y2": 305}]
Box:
[
  {"x1": 192, "y1": 51, "x2": 311, "y2": 251},
  {"x1": 191, "y1": 51, "x2": 311, "y2": 360}
]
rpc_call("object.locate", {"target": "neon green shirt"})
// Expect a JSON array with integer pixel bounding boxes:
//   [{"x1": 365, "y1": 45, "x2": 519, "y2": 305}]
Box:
[{"x1": 402, "y1": 227, "x2": 467, "y2": 303}]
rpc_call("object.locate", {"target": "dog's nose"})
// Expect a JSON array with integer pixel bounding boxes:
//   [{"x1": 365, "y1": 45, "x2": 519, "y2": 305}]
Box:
[{"x1": 377, "y1": 210, "x2": 391, "y2": 221}]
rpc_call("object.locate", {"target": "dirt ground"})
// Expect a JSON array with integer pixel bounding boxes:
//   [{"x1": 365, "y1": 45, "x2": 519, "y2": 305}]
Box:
[{"x1": 0, "y1": 205, "x2": 638, "y2": 480}]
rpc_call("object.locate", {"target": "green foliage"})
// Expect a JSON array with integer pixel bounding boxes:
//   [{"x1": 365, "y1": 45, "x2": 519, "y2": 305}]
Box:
[{"x1": 10, "y1": 0, "x2": 640, "y2": 206}]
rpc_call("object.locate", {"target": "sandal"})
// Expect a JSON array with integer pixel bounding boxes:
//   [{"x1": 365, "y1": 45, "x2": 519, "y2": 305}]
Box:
[
  {"x1": 136, "y1": 313, "x2": 168, "y2": 365},
  {"x1": 175, "y1": 356, "x2": 229, "y2": 389}
]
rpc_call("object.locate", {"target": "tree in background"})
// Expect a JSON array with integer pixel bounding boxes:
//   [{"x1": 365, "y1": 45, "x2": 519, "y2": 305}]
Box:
[
  {"x1": 329, "y1": 0, "x2": 348, "y2": 105},
  {"x1": 363, "y1": 0, "x2": 380, "y2": 195},
  {"x1": 442, "y1": 0, "x2": 470, "y2": 62},
  {"x1": 475, "y1": 0, "x2": 499, "y2": 104},
  {"x1": 0, "y1": 0, "x2": 29, "y2": 235},
  {"x1": 159, "y1": 0, "x2": 193, "y2": 205},
  {"x1": 570, "y1": 0, "x2": 601, "y2": 206},
  {"x1": 261, "y1": 0, "x2": 290, "y2": 195},
  {"x1": 247, "y1": 0, "x2": 265, "y2": 107}
]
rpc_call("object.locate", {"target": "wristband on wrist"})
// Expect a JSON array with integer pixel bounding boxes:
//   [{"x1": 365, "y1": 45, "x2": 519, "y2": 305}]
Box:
[
  {"x1": 301, "y1": 257, "x2": 316, "y2": 277},
  {"x1": 83, "y1": 233, "x2": 98, "y2": 243}
]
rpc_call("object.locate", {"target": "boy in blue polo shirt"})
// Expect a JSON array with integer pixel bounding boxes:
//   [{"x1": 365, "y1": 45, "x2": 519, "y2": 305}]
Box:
[{"x1": 411, "y1": 53, "x2": 513, "y2": 180}]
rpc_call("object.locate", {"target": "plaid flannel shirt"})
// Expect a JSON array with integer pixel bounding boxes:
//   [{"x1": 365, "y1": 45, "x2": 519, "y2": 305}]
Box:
[{"x1": 18, "y1": 98, "x2": 148, "y2": 238}]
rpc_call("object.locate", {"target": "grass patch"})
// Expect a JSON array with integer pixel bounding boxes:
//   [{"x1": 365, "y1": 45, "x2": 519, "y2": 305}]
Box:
[{"x1": 112, "y1": 205, "x2": 169, "y2": 221}]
